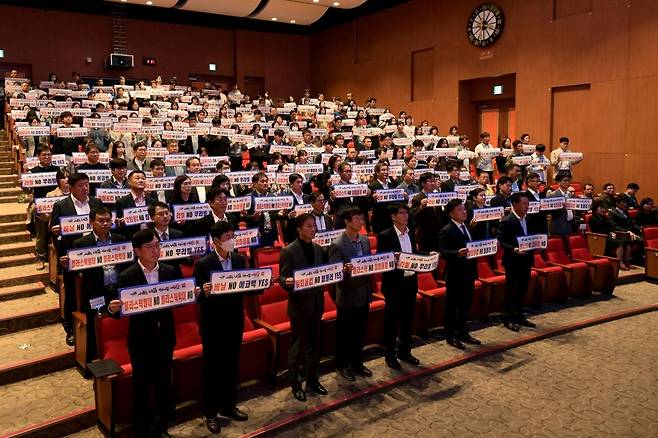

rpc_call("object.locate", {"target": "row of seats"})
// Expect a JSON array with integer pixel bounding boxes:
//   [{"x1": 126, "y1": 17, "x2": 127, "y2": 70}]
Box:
[{"x1": 91, "y1": 232, "x2": 630, "y2": 433}]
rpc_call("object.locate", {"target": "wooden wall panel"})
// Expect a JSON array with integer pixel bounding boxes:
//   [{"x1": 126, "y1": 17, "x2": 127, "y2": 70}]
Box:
[
  {"x1": 554, "y1": 0, "x2": 593, "y2": 19},
  {"x1": 411, "y1": 48, "x2": 434, "y2": 102},
  {"x1": 551, "y1": 85, "x2": 592, "y2": 156}
]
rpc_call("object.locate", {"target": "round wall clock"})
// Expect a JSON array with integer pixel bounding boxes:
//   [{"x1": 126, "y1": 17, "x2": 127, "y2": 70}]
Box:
[{"x1": 467, "y1": 3, "x2": 505, "y2": 47}]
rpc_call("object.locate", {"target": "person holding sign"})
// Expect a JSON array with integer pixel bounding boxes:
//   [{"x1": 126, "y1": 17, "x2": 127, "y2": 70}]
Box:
[
  {"x1": 439, "y1": 199, "x2": 480, "y2": 349},
  {"x1": 281, "y1": 173, "x2": 311, "y2": 244},
  {"x1": 411, "y1": 172, "x2": 444, "y2": 253},
  {"x1": 369, "y1": 162, "x2": 403, "y2": 233},
  {"x1": 550, "y1": 136, "x2": 582, "y2": 177},
  {"x1": 474, "y1": 131, "x2": 495, "y2": 183},
  {"x1": 497, "y1": 192, "x2": 536, "y2": 332},
  {"x1": 50, "y1": 173, "x2": 103, "y2": 346},
  {"x1": 377, "y1": 203, "x2": 420, "y2": 369},
  {"x1": 330, "y1": 162, "x2": 371, "y2": 230},
  {"x1": 245, "y1": 172, "x2": 280, "y2": 247},
  {"x1": 100, "y1": 158, "x2": 128, "y2": 191},
  {"x1": 328, "y1": 208, "x2": 374, "y2": 381},
  {"x1": 115, "y1": 170, "x2": 154, "y2": 238},
  {"x1": 76, "y1": 143, "x2": 109, "y2": 196},
  {"x1": 70, "y1": 207, "x2": 129, "y2": 363},
  {"x1": 148, "y1": 201, "x2": 185, "y2": 276},
  {"x1": 194, "y1": 221, "x2": 254, "y2": 433},
  {"x1": 548, "y1": 172, "x2": 574, "y2": 238},
  {"x1": 51, "y1": 111, "x2": 85, "y2": 157},
  {"x1": 107, "y1": 229, "x2": 182, "y2": 438},
  {"x1": 193, "y1": 188, "x2": 239, "y2": 238},
  {"x1": 279, "y1": 213, "x2": 328, "y2": 402}
]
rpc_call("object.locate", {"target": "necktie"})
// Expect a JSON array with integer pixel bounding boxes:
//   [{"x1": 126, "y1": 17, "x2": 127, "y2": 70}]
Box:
[
  {"x1": 520, "y1": 218, "x2": 527, "y2": 235},
  {"x1": 221, "y1": 259, "x2": 229, "y2": 270},
  {"x1": 460, "y1": 224, "x2": 471, "y2": 241},
  {"x1": 161, "y1": 231, "x2": 168, "y2": 241}
]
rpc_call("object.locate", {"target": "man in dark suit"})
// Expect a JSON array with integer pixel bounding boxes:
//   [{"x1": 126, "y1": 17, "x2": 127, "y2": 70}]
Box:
[
  {"x1": 412, "y1": 172, "x2": 444, "y2": 253},
  {"x1": 282, "y1": 173, "x2": 311, "y2": 244},
  {"x1": 369, "y1": 162, "x2": 401, "y2": 233},
  {"x1": 609, "y1": 195, "x2": 642, "y2": 237},
  {"x1": 497, "y1": 192, "x2": 536, "y2": 332},
  {"x1": 547, "y1": 172, "x2": 573, "y2": 238},
  {"x1": 126, "y1": 141, "x2": 151, "y2": 172},
  {"x1": 192, "y1": 188, "x2": 240, "y2": 237},
  {"x1": 195, "y1": 221, "x2": 256, "y2": 433},
  {"x1": 70, "y1": 207, "x2": 129, "y2": 363},
  {"x1": 108, "y1": 229, "x2": 181, "y2": 438},
  {"x1": 115, "y1": 170, "x2": 154, "y2": 238},
  {"x1": 328, "y1": 208, "x2": 373, "y2": 381},
  {"x1": 524, "y1": 172, "x2": 547, "y2": 234},
  {"x1": 490, "y1": 176, "x2": 513, "y2": 209},
  {"x1": 245, "y1": 172, "x2": 280, "y2": 246},
  {"x1": 148, "y1": 201, "x2": 185, "y2": 277},
  {"x1": 438, "y1": 199, "x2": 480, "y2": 349},
  {"x1": 279, "y1": 213, "x2": 328, "y2": 402},
  {"x1": 439, "y1": 162, "x2": 462, "y2": 193},
  {"x1": 377, "y1": 203, "x2": 420, "y2": 369},
  {"x1": 330, "y1": 162, "x2": 371, "y2": 230},
  {"x1": 309, "y1": 192, "x2": 334, "y2": 232},
  {"x1": 50, "y1": 172, "x2": 103, "y2": 345}
]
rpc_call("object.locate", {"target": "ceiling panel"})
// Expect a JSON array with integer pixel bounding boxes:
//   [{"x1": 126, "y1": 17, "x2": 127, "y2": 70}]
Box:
[
  {"x1": 252, "y1": 0, "x2": 329, "y2": 25},
  {"x1": 287, "y1": 0, "x2": 367, "y2": 9},
  {"x1": 179, "y1": 0, "x2": 262, "y2": 17},
  {"x1": 107, "y1": 0, "x2": 178, "y2": 7}
]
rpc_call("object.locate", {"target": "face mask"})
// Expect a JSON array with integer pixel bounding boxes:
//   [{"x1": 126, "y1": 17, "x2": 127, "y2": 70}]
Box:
[{"x1": 219, "y1": 240, "x2": 234, "y2": 253}]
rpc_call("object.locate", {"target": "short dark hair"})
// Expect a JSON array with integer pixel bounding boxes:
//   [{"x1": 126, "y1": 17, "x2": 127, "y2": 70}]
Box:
[
  {"x1": 132, "y1": 141, "x2": 147, "y2": 151},
  {"x1": 603, "y1": 182, "x2": 614, "y2": 189},
  {"x1": 559, "y1": 137, "x2": 570, "y2": 144},
  {"x1": 89, "y1": 206, "x2": 112, "y2": 220},
  {"x1": 525, "y1": 172, "x2": 540, "y2": 184},
  {"x1": 340, "y1": 207, "x2": 363, "y2": 222},
  {"x1": 387, "y1": 202, "x2": 408, "y2": 216},
  {"x1": 209, "y1": 220, "x2": 234, "y2": 239},
  {"x1": 614, "y1": 194, "x2": 627, "y2": 206},
  {"x1": 132, "y1": 229, "x2": 157, "y2": 249},
  {"x1": 309, "y1": 192, "x2": 324, "y2": 203},
  {"x1": 288, "y1": 173, "x2": 303, "y2": 184},
  {"x1": 206, "y1": 187, "x2": 230, "y2": 203},
  {"x1": 148, "y1": 201, "x2": 169, "y2": 217},
  {"x1": 418, "y1": 172, "x2": 435, "y2": 186},
  {"x1": 211, "y1": 174, "x2": 230, "y2": 188},
  {"x1": 110, "y1": 158, "x2": 128, "y2": 170},
  {"x1": 627, "y1": 182, "x2": 639, "y2": 190},
  {"x1": 444, "y1": 199, "x2": 463, "y2": 214},
  {"x1": 68, "y1": 172, "x2": 89, "y2": 186},
  {"x1": 37, "y1": 146, "x2": 51, "y2": 156},
  {"x1": 294, "y1": 213, "x2": 314, "y2": 229},
  {"x1": 496, "y1": 176, "x2": 512, "y2": 188},
  {"x1": 535, "y1": 144, "x2": 546, "y2": 152},
  {"x1": 149, "y1": 158, "x2": 165, "y2": 169},
  {"x1": 555, "y1": 172, "x2": 571, "y2": 183},
  {"x1": 510, "y1": 192, "x2": 529, "y2": 204},
  {"x1": 84, "y1": 143, "x2": 100, "y2": 154},
  {"x1": 252, "y1": 172, "x2": 268, "y2": 183},
  {"x1": 446, "y1": 162, "x2": 460, "y2": 172},
  {"x1": 128, "y1": 170, "x2": 145, "y2": 179}
]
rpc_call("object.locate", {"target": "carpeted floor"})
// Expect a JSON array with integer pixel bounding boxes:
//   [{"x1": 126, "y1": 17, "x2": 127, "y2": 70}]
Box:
[{"x1": 59, "y1": 282, "x2": 658, "y2": 437}]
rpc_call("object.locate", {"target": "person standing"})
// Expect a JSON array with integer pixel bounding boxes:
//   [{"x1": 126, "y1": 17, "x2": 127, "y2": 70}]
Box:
[
  {"x1": 279, "y1": 213, "x2": 328, "y2": 401},
  {"x1": 377, "y1": 203, "x2": 420, "y2": 369},
  {"x1": 439, "y1": 199, "x2": 480, "y2": 349},
  {"x1": 497, "y1": 192, "x2": 536, "y2": 332},
  {"x1": 328, "y1": 208, "x2": 374, "y2": 381},
  {"x1": 108, "y1": 229, "x2": 181, "y2": 438},
  {"x1": 194, "y1": 221, "x2": 254, "y2": 433}
]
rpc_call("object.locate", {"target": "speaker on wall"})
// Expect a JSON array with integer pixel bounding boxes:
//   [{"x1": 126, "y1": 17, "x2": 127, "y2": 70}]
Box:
[{"x1": 107, "y1": 53, "x2": 134, "y2": 69}]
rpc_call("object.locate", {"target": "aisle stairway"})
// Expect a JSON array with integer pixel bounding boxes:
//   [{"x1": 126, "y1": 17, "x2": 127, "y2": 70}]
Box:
[{"x1": 0, "y1": 131, "x2": 95, "y2": 437}]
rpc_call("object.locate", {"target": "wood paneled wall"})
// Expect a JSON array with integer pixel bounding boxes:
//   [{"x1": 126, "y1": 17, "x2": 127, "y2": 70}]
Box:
[{"x1": 311, "y1": 0, "x2": 658, "y2": 197}]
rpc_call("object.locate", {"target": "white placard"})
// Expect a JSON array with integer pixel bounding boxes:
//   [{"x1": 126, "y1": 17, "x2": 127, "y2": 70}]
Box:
[
  {"x1": 559, "y1": 152, "x2": 583, "y2": 162},
  {"x1": 188, "y1": 173, "x2": 216, "y2": 187},
  {"x1": 332, "y1": 184, "x2": 368, "y2": 198},
  {"x1": 96, "y1": 188, "x2": 131, "y2": 204},
  {"x1": 479, "y1": 147, "x2": 501, "y2": 158},
  {"x1": 83, "y1": 118, "x2": 113, "y2": 129},
  {"x1": 528, "y1": 201, "x2": 541, "y2": 214},
  {"x1": 210, "y1": 268, "x2": 272, "y2": 295},
  {"x1": 21, "y1": 172, "x2": 57, "y2": 188},
  {"x1": 472, "y1": 207, "x2": 504, "y2": 222},
  {"x1": 374, "y1": 188, "x2": 406, "y2": 203},
  {"x1": 60, "y1": 215, "x2": 92, "y2": 236},
  {"x1": 312, "y1": 229, "x2": 344, "y2": 247},
  {"x1": 83, "y1": 169, "x2": 112, "y2": 183},
  {"x1": 511, "y1": 155, "x2": 532, "y2": 166},
  {"x1": 522, "y1": 145, "x2": 536, "y2": 154},
  {"x1": 200, "y1": 155, "x2": 229, "y2": 169},
  {"x1": 454, "y1": 184, "x2": 481, "y2": 195},
  {"x1": 466, "y1": 239, "x2": 498, "y2": 259},
  {"x1": 172, "y1": 203, "x2": 210, "y2": 221},
  {"x1": 224, "y1": 171, "x2": 258, "y2": 185},
  {"x1": 34, "y1": 196, "x2": 68, "y2": 214},
  {"x1": 161, "y1": 130, "x2": 188, "y2": 140},
  {"x1": 269, "y1": 144, "x2": 296, "y2": 155},
  {"x1": 458, "y1": 150, "x2": 477, "y2": 160},
  {"x1": 293, "y1": 262, "x2": 344, "y2": 292},
  {"x1": 564, "y1": 198, "x2": 592, "y2": 211},
  {"x1": 226, "y1": 196, "x2": 252, "y2": 213},
  {"x1": 254, "y1": 195, "x2": 294, "y2": 212},
  {"x1": 397, "y1": 252, "x2": 439, "y2": 272},
  {"x1": 540, "y1": 197, "x2": 566, "y2": 211},
  {"x1": 294, "y1": 204, "x2": 314, "y2": 214},
  {"x1": 122, "y1": 206, "x2": 151, "y2": 225},
  {"x1": 293, "y1": 164, "x2": 324, "y2": 175},
  {"x1": 350, "y1": 252, "x2": 396, "y2": 277},
  {"x1": 517, "y1": 234, "x2": 548, "y2": 252},
  {"x1": 393, "y1": 137, "x2": 413, "y2": 146},
  {"x1": 120, "y1": 278, "x2": 196, "y2": 316},
  {"x1": 56, "y1": 127, "x2": 88, "y2": 138},
  {"x1": 436, "y1": 148, "x2": 458, "y2": 157},
  {"x1": 145, "y1": 176, "x2": 176, "y2": 191},
  {"x1": 159, "y1": 237, "x2": 207, "y2": 260},
  {"x1": 164, "y1": 154, "x2": 197, "y2": 167},
  {"x1": 68, "y1": 242, "x2": 134, "y2": 271},
  {"x1": 146, "y1": 148, "x2": 168, "y2": 158},
  {"x1": 426, "y1": 192, "x2": 466, "y2": 207},
  {"x1": 17, "y1": 126, "x2": 51, "y2": 136},
  {"x1": 234, "y1": 228, "x2": 260, "y2": 248}
]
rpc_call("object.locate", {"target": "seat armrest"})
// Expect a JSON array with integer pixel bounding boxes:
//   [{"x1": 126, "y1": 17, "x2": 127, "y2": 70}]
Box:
[
  {"x1": 252, "y1": 318, "x2": 283, "y2": 334},
  {"x1": 547, "y1": 262, "x2": 573, "y2": 271}
]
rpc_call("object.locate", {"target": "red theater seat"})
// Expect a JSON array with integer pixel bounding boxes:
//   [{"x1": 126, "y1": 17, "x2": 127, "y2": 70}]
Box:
[
  {"x1": 240, "y1": 314, "x2": 275, "y2": 383},
  {"x1": 545, "y1": 237, "x2": 593, "y2": 298},
  {"x1": 374, "y1": 281, "x2": 428, "y2": 333},
  {"x1": 253, "y1": 283, "x2": 291, "y2": 371},
  {"x1": 477, "y1": 257, "x2": 506, "y2": 315},
  {"x1": 172, "y1": 305, "x2": 203, "y2": 402},
  {"x1": 568, "y1": 235, "x2": 619, "y2": 295},
  {"x1": 368, "y1": 234, "x2": 377, "y2": 253},
  {"x1": 321, "y1": 291, "x2": 338, "y2": 357},
  {"x1": 493, "y1": 247, "x2": 541, "y2": 307},
  {"x1": 417, "y1": 272, "x2": 447, "y2": 329},
  {"x1": 643, "y1": 226, "x2": 658, "y2": 243},
  {"x1": 254, "y1": 246, "x2": 282, "y2": 268},
  {"x1": 532, "y1": 254, "x2": 569, "y2": 303}
]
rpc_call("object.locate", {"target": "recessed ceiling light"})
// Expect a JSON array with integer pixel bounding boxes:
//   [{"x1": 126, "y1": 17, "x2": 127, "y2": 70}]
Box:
[
  {"x1": 271, "y1": 17, "x2": 278, "y2": 21},
  {"x1": 313, "y1": 0, "x2": 320, "y2": 3},
  {"x1": 290, "y1": 19, "x2": 296, "y2": 23},
  {"x1": 333, "y1": 1, "x2": 340, "y2": 5},
  {"x1": 146, "y1": 1, "x2": 153, "y2": 4},
  {"x1": 121, "y1": 0, "x2": 127, "y2": 2}
]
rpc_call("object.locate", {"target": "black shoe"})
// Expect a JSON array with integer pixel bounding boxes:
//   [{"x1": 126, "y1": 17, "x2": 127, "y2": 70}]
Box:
[
  {"x1": 337, "y1": 367, "x2": 355, "y2": 381},
  {"x1": 65, "y1": 332, "x2": 75, "y2": 346},
  {"x1": 353, "y1": 364, "x2": 373, "y2": 377},
  {"x1": 206, "y1": 416, "x2": 221, "y2": 434},
  {"x1": 504, "y1": 321, "x2": 520, "y2": 332},
  {"x1": 460, "y1": 334, "x2": 482, "y2": 345},
  {"x1": 291, "y1": 386, "x2": 306, "y2": 401},
  {"x1": 516, "y1": 318, "x2": 536, "y2": 328},
  {"x1": 220, "y1": 407, "x2": 248, "y2": 421},
  {"x1": 447, "y1": 337, "x2": 466, "y2": 350},
  {"x1": 398, "y1": 353, "x2": 420, "y2": 366},
  {"x1": 307, "y1": 381, "x2": 328, "y2": 395},
  {"x1": 385, "y1": 356, "x2": 401, "y2": 370}
]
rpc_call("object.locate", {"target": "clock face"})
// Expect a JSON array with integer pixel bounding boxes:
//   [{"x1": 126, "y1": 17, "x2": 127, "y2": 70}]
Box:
[{"x1": 467, "y1": 4, "x2": 505, "y2": 48}]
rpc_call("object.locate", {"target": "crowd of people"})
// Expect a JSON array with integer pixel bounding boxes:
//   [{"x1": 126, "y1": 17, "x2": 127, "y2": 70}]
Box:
[{"x1": 5, "y1": 71, "x2": 658, "y2": 437}]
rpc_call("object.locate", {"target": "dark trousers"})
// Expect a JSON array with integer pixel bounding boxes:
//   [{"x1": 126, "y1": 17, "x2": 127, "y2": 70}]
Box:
[
  {"x1": 383, "y1": 276, "x2": 417, "y2": 357},
  {"x1": 288, "y1": 312, "x2": 322, "y2": 387},
  {"x1": 230, "y1": 155, "x2": 243, "y2": 171},
  {"x1": 61, "y1": 270, "x2": 77, "y2": 333},
  {"x1": 129, "y1": 341, "x2": 174, "y2": 436},
  {"x1": 444, "y1": 277, "x2": 474, "y2": 337},
  {"x1": 85, "y1": 310, "x2": 98, "y2": 363},
  {"x1": 504, "y1": 264, "x2": 531, "y2": 320},
  {"x1": 201, "y1": 320, "x2": 243, "y2": 418},
  {"x1": 335, "y1": 304, "x2": 369, "y2": 369}
]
